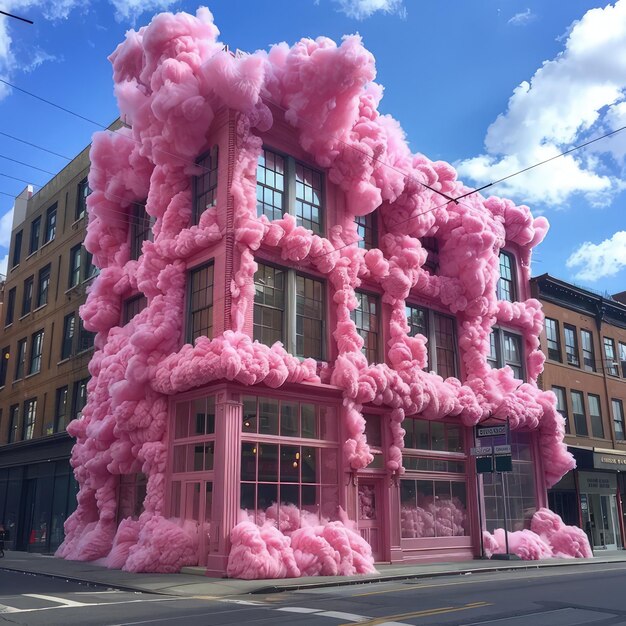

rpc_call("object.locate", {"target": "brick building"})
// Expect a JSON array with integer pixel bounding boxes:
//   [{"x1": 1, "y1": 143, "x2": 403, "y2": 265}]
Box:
[{"x1": 532, "y1": 274, "x2": 626, "y2": 551}]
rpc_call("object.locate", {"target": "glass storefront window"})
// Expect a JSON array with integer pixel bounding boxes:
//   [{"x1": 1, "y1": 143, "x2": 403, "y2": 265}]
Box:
[
  {"x1": 400, "y1": 478, "x2": 468, "y2": 538},
  {"x1": 483, "y1": 431, "x2": 537, "y2": 532},
  {"x1": 242, "y1": 396, "x2": 336, "y2": 441},
  {"x1": 403, "y1": 418, "x2": 465, "y2": 453}
]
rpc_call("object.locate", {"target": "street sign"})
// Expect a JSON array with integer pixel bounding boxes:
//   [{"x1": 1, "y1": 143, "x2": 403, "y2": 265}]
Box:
[
  {"x1": 494, "y1": 445, "x2": 511, "y2": 455},
  {"x1": 476, "y1": 456, "x2": 493, "y2": 473},
  {"x1": 476, "y1": 425, "x2": 507, "y2": 438},
  {"x1": 495, "y1": 455, "x2": 513, "y2": 472},
  {"x1": 471, "y1": 446, "x2": 493, "y2": 456}
]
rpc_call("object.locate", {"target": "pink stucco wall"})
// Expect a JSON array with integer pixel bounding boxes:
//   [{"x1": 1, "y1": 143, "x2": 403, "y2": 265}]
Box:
[{"x1": 55, "y1": 8, "x2": 589, "y2": 577}]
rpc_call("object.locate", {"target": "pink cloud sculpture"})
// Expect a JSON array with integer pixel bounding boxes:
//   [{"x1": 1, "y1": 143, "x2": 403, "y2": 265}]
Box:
[{"x1": 56, "y1": 7, "x2": 586, "y2": 577}]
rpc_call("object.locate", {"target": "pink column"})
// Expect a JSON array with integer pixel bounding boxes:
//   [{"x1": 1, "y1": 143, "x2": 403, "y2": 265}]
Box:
[{"x1": 205, "y1": 392, "x2": 242, "y2": 576}]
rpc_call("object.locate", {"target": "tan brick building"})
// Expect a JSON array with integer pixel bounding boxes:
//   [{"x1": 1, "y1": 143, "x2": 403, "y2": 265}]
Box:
[
  {"x1": 532, "y1": 274, "x2": 626, "y2": 552},
  {"x1": 0, "y1": 145, "x2": 95, "y2": 552}
]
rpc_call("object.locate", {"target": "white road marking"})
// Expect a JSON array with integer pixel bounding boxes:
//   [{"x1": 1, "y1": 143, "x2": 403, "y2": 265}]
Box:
[
  {"x1": 277, "y1": 607, "x2": 322, "y2": 613},
  {"x1": 219, "y1": 598, "x2": 265, "y2": 606},
  {"x1": 25, "y1": 593, "x2": 90, "y2": 607},
  {"x1": 317, "y1": 610, "x2": 369, "y2": 621},
  {"x1": 0, "y1": 595, "x2": 191, "y2": 614}
]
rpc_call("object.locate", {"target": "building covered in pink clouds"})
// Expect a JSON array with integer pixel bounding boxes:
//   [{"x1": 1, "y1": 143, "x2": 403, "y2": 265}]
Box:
[{"x1": 56, "y1": 8, "x2": 586, "y2": 578}]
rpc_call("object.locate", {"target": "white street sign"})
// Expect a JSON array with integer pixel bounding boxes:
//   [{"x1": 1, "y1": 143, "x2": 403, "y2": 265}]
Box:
[
  {"x1": 494, "y1": 445, "x2": 512, "y2": 455},
  {"x1": 471, "y1": 446, "x2": 493, "y2": 456}
]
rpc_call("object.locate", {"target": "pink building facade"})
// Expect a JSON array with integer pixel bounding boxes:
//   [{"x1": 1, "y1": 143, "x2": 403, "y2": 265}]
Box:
[{"x1": 57, "y1": 9, "x2": 583, "y2": 577}]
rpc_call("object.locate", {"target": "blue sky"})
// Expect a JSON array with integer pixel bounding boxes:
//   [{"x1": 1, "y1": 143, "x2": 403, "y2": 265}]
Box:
[{"x1": 0, "y1": 0, "x2": 625, "y2": 295}]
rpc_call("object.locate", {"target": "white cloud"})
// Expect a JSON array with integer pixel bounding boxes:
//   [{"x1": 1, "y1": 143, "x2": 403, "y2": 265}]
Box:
[
  {"x1": 0, "y1": 0, "x2": 176, "y2": 101},
  {"x1": 508, "y1": 9, "x2": 536, "y2": 26},
  {"x1": 0, "y1": 254, "x2": 8, "y2": 278},
  {"x1": 334, "y1": 0, "x2": 406, "y2": 20},
  {"x1": 0, "y1": 208, "x2": 13, "y2": 248},
  {"x1": 457, "y1": 0, "x2": 626, "y2": 208},
  {"x1": 566, "y1": 231, "x2": 626, "y2": 280},
  {"x1": 108, "y1": 0, "x2": 175, "y2": 22}
]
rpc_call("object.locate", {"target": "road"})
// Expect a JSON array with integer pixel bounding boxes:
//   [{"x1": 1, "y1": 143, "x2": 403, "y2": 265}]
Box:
[{"x1": 2, "y1": 562, "x2": 626, "y2": 625}]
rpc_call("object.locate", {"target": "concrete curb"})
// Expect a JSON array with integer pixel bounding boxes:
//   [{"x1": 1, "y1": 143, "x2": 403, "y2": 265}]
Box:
[
  {"x1": 251, "y1": 557, "x2": 626, "y2": 594},
  {"x1": 0, "y1": 564, "x2": 160, "y2": 596}
]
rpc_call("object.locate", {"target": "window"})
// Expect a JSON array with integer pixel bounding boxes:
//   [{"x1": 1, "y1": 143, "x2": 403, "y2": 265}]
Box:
[
  {"x1": 21, "y1": 275, "x2": 34, "y2": 316},
  {"x1": 61, "y1": 313, "x2": 75, "y2": 360},
  {"x1": 295, "y1": 163, "x2": 323, "y2": 234},
  {"x1": 29, "y1": 216, "x2": 41, "y2": 255},
  {"x1": 254, "y1": 264, "x2": 284, "y2": 347},
  {"x1": 604, "y1": 337, "x2": 619, "y2": 376},
  {"x1": 564, "y1": 325, "x2": 579, "y2": 367},
  {"x1": 619, "y1": 342, "x2": 626, "y2": 378},
  {"x1": 239, "y1": 397, "x2": 338, "y2": 524},
  {"x1": 11, "y1": 230, "x2": 22, "y2": 268},
  {"x1": 613, "y1": 399, "x2": 625, "y2": 441},
  {"x1": 571, "y1": 390, "x2": 587, "y2": 436},
  {"x1": 123, "y1": 295, "x2": 147, "y2": 324},
  {"x1": 22, "y1": 398, "x2": 36, "y2": 440},
  {"x1": 356, "y1": 213, "x2": 376, "y2": 250},
  {"x1": 54, "y1": 386, "x2": 69, "y2": 433},
  {"x1": 256, "y1": 149, "x2": 285, "y2": 222},
  {"x1": 352, "y1": 291, "x2": 380, "y2": 363},
  {"x1": 8, "y1": 404, "x2": 19, "y2": 443},
  {"x1": 588, "y1": 394, "x2": 604, "y2": 438},
  {"x1": 256, "y1": 149, "x2": 324, "y2": 234},
  {"x1": 188, "y1": 263, "x2": 214, "y2": 343},
  {"x1": 76, "y1": 177, "x2": 90, "y2": 221},
  {"x1": 36, "y1": 264, "x2": 51, "y2": 308},
  {"x1": 488, "y1": 329, "x2": 524, "y2": 379},
  {"x1": 0, "y1": 346, "x2": 8, "y2": 387},
  {"x1": 14, "y1": 338, "x2": 26, "y2": 380},
  {"x1": 68, "y1": 245, "x2": 81, "y2": 288},
  {"x1": 72, "y1": 378, "x2": 89, "y2": 419},
  {"x1": 192, "y1": 146, "x2": 218, "y2": 225},
  {"x1": 545, "y1": 318, "x2": 561, "y2": 362},
  {"x1": 5, "y1": 287, "x2": 15, "y2": 326},
  {"x1": 253, "y1": 263, "x2": 326, "y2": 360},
  {"x1": 407, "y1": 306, "x2": 459, "y2": 378},
  {"x1": 581, "y1": 329, "x2": 595, "y2": 372},
  {"x1": 421, "y1": 237, "x2": 439, "y2": 273},
  {"x1": 403, "y1": 418, "x2": 465, "y2": 454},
  {"x1": 44, "y1": 203, "x2": 57, "y2": 243},
  {"x1": 295, "y1": 274, "x2": 325, "y2": 360},
  {"x1": 29, "y1": 329, "x2": 44, "y2": 375},
  {"x1": 552, "y1": 386, "x2": 569, "y2": 434},
  {"x1": 130, "y1": 202, "x2": 153, "y2": 260},
  {"x1": 497, "y1": 251, "x2": 516, "y2": 302},
  {"x1": 77, "y1": 318, "x2": 95, "y2": 353},
  {"x1": 83, "y1": 249, "x2": 98, "y2": 281}
]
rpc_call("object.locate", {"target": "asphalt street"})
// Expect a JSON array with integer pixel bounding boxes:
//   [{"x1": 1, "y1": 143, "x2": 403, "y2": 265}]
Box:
[{"x1": 2, "y1": 562, "x2": 626, "y2": 625}]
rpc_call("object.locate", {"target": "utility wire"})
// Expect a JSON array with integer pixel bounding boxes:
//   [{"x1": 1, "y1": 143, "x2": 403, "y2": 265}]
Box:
[
  {"x1": 0, "y1": 153, "x2": 55, "y2": 175},
  {"x1": 0, "y1": 172, "x2": 43, "y2": 187},
  {"x1": 0, "y1": 10, "x2": 33, "y2": 24},
  {"x1": 0, "y1": 130, "x2": 71, "y2": 161}
]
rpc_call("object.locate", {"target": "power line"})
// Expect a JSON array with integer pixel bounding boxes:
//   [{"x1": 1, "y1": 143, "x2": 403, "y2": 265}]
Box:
[
  {"x1": 0, "y1": 172, "x2": 43, "y2": 187},
  {"x1": 0, "y1": 153, "x2": 55, "y2": 175},
  {"x1": 0, "y1": 130, "x2": 71, "y2": 161},
  {"x1": 0, "y1": 10, "x2": 33, "y2": 24}
]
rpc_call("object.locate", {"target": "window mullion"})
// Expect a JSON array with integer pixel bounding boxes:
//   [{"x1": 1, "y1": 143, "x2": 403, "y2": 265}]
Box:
[
  {"x1": 286, "y1": 270, "x2": 296, "y2": 354},
  {"x1": 286, "y1": 156, "x2": 296, "y2": 219},
  {"x1": 428, "y1": 310, "x2": 436, "y2": 372}
]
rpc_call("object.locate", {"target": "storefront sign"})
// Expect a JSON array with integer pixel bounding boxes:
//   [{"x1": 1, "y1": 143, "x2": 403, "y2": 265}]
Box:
[
  {"x1": 476, "y1": 425, "x2": 507, "y2": 438},
  {"x1": 471, "y1": 446, "x2": 492, "y2": 456},
  {"x1": 593, "y1": 452, "x2": 626, "y2": 471},
  {"x1": 578, "y1": 471, "x2": 617, "y2": 493}
]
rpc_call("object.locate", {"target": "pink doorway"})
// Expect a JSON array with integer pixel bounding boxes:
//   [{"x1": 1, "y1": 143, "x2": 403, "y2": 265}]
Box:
[{"x1": 358, "y1": 477, "x2": 385, "y2": 562}]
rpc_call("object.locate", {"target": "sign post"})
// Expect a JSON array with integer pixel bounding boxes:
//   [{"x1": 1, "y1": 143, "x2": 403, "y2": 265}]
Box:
[{"x1": 473, "y1": 416, "x2": 519, "y2": 561}]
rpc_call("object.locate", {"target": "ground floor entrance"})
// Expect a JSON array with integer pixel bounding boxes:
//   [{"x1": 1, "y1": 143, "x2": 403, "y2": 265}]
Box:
[
  {"x1": 0, "y1": 435, "x2": 77, "y2": 553},
  {"x1": 161, "y1": 385, "x2": 546, "y2": 574}
]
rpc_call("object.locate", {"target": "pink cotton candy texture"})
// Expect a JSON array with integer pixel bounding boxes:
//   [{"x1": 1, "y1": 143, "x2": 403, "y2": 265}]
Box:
[
  {"x1": 484, "y1": 509, "x2": 592, "y2": 561},
  {"x1": 58, "y1": 5, "x2": 575, "y2": 577}
]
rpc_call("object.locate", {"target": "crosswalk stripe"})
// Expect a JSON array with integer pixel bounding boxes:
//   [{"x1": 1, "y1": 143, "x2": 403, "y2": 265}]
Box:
[{"x1": 24, "y1": 593, "x2": 90, "y2": 607}]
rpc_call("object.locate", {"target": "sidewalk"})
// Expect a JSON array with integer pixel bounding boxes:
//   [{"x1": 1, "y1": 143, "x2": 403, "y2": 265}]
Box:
[{"x1": 1, "y1": 550, "x2": 626, "y2": 598}]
